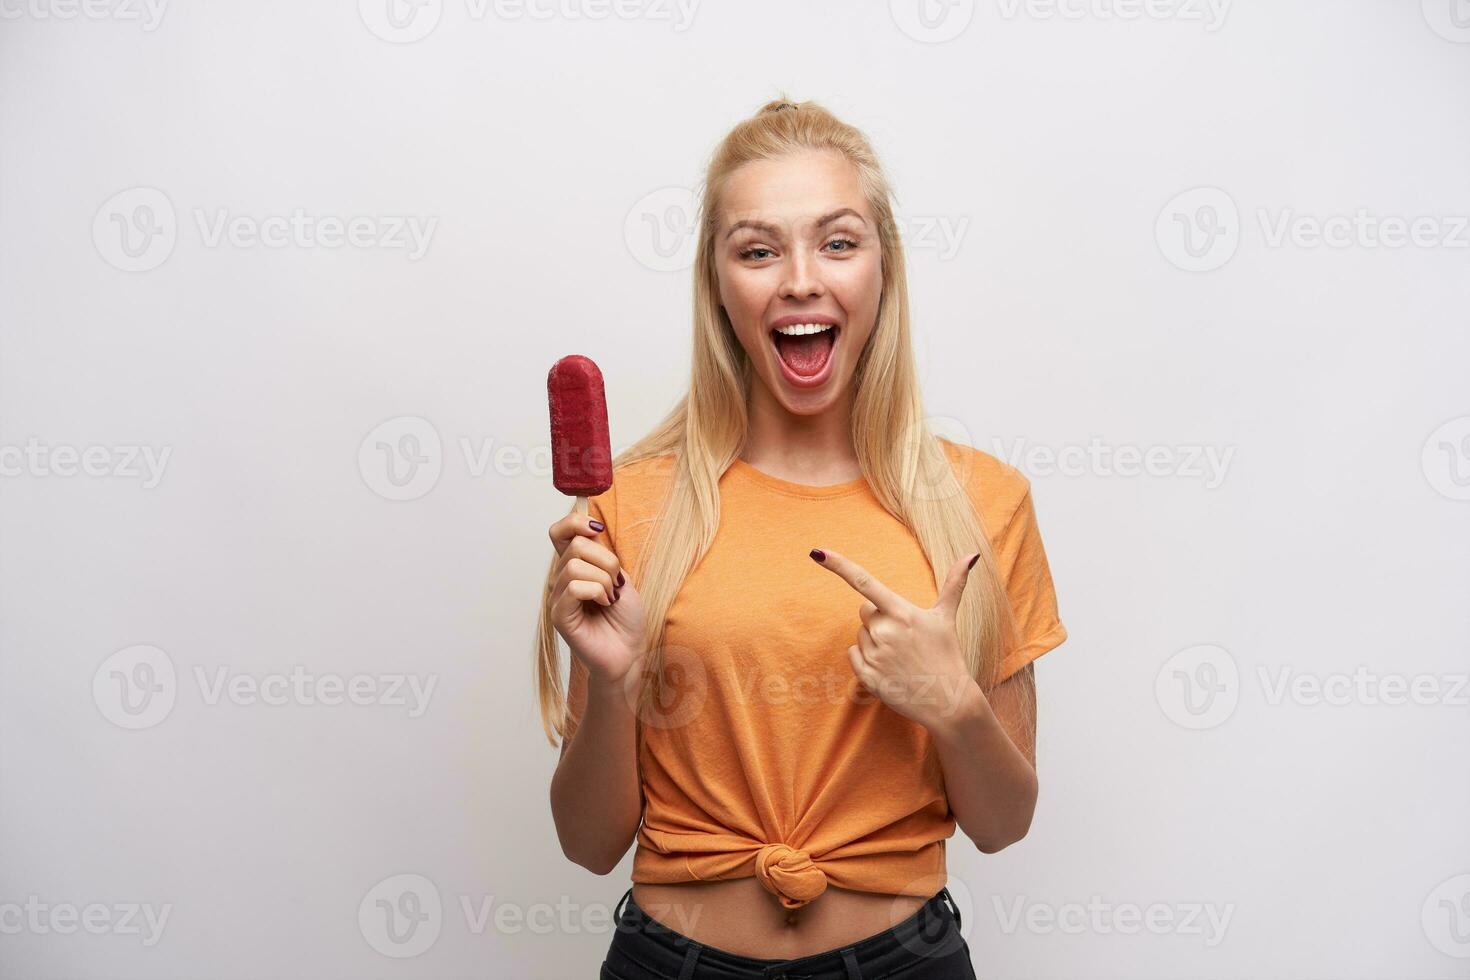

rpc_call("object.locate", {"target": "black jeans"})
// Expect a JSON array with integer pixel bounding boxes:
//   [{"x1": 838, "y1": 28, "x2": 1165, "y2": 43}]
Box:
[{"x1": 600, "y1": 886, "x2": 977, "y2": 980}]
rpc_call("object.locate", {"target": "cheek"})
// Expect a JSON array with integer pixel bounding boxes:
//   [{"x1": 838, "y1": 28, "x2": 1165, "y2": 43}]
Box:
[
  {"x1": 718, "y1": 261, "x2": 768, "y2": 315},
  {"x1": 831, "y1": 255, "x2": 882, "y2": 307}
]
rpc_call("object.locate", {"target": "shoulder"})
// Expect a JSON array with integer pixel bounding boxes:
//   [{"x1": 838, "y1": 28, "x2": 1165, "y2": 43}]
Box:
[
  {"x1": 936, "y1": 436, "x2": 1032, "y2": 535},
  {"x1": 586, "y1": 451, "x2": 678, "y2": 530},
  {"x1": 608, "y1": 452, "x2": 678, "y2": 501}
]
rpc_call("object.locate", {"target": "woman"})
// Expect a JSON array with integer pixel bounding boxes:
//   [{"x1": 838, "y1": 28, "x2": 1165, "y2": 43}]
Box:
[{"x1": 536, "y1": 97, "x2": 1068, "y2": 979}]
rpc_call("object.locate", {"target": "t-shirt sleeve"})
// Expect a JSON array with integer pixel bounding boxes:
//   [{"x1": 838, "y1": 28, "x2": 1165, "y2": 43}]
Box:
[
  {"x1": 562, "y1": 481, "x2": 618, "y2": 746},
  {"x1": 991, "y1": 482, "x2": 1068, "y2": 685}
]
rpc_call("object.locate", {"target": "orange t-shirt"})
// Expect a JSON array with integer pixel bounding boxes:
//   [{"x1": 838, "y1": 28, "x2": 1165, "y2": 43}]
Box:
[{"x1": 564, "y1": 437, "x2": 1067, "y2": 909}]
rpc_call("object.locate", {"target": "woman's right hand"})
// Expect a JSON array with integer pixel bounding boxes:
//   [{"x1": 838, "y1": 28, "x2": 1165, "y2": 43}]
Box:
[{"x1": 548, "y1": 508, "x2": 647, "y2": 686}]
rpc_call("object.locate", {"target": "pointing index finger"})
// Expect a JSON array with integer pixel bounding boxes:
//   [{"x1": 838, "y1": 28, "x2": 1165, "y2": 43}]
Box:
[{"x1": 810, "y1": 547, "x2": 904, "y2": 615}]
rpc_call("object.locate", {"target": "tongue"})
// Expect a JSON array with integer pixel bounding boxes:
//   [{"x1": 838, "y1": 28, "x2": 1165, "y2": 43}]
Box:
[{"x1": 775, "y1": 330, "x2": 835, "y2": 377}]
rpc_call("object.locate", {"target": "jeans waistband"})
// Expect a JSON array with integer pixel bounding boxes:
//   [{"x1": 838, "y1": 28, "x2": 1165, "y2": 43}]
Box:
[{"x1": 606, "y1": 886, "x2": 966, "y2": 980}]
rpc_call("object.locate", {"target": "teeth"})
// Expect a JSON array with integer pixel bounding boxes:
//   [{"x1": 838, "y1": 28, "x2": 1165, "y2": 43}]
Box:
[{"x1": 773, "y1": 322, "x2": 835, "y2": 336}]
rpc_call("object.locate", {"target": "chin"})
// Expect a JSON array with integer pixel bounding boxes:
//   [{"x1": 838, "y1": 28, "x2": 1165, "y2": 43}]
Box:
[{"x1": 768, "y1": 371, "x2": 847, "y2": 414}]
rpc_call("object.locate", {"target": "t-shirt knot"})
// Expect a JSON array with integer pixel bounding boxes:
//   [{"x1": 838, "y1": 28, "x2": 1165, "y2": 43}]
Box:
[{"x1": 754, "y1": 842, "x2": 828, "y2": 910}]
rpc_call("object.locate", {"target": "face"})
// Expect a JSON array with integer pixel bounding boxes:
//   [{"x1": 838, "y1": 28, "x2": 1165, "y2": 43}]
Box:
[{"x1": 714, "y1": 149, "x2": 883, "y2": 415}]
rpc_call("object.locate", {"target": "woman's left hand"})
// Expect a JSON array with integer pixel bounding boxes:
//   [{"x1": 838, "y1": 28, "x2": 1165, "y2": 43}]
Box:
[{"x1": 809, "y1": 546, "x2": 984, "y2": 733}]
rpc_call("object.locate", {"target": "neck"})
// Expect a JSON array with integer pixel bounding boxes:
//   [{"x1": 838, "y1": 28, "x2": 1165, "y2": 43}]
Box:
[{"x1": 741, "y1": 380, "x2": 859, "y2": 482}]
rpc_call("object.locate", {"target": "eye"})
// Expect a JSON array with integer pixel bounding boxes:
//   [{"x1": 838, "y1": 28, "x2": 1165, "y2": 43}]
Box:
[
  {"x1": 825, "y1": 237, "x2": 859, "y2": 254},
  {"x1": 738, "y1": 246, "x2": 774, "y2": 261}
]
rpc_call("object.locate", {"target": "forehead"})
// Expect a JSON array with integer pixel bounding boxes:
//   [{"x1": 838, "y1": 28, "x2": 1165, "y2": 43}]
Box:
[{"x1": 718, "y1": 149, "x2": 868, "y2": 232}]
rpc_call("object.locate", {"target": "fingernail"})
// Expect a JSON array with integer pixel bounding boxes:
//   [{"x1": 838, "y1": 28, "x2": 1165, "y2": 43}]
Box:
[
  {"x1": 967, "y1": 553, "x2": 979, "y2": 570},
  {"x1": 589, "y1": 519, "x2": 606, "y2": 532},
  {"x1": 614, "y1": 588, "x2": 621, "y2": 601},
  {"x1": 616, "y1": 570, "x2": 625, "y2": 587},
  {"x1": 809, "y1": 549, "x2": 825, "y2": 563}
]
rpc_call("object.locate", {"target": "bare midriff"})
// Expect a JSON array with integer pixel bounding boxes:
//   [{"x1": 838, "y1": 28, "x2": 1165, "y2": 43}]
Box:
[{"x1": 630, "y1": 877, "x2": 930, "y2": 960}]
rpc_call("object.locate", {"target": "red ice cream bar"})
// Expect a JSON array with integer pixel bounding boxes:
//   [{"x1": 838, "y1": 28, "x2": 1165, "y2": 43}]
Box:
[{"x1": 547, "y1": 354, "x2": 613, "y2": 499}]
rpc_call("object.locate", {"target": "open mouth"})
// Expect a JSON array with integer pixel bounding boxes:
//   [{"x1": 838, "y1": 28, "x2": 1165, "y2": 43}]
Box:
[{"x1": 769, "y1": 322, "x2": 839, "y2": 385}]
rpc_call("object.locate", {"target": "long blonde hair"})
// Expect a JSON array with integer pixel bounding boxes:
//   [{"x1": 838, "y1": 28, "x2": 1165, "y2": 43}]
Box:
[{"x1": 536, "y1": 95, "x2": 1025, "y2": 747}]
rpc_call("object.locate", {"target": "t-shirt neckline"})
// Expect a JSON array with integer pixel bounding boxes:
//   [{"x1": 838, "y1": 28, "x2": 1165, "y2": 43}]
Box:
[{"x1": 726, "y1": 457, "x2": 870, "y2": 499}]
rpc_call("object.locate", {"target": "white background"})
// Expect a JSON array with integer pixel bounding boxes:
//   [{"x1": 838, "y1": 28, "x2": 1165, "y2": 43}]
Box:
[{"x1": 2, "y1": 1, "x2": 1468, "y2": 977}]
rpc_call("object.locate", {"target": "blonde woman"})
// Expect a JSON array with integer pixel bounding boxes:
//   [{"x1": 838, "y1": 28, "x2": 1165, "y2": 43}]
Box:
[{"x1": 538, "y1": 97, "x2": 1068, "y2": 980}]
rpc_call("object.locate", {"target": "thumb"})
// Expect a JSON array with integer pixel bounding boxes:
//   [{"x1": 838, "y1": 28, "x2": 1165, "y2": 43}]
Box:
[{"x1": 934, "y1": 552, "x2": 980, "y2": 622}]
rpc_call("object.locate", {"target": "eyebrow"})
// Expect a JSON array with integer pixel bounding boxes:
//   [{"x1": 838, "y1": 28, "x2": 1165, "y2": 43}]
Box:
[{"x1": 723, "y1": 207, "x2": 867, "y2": 240}]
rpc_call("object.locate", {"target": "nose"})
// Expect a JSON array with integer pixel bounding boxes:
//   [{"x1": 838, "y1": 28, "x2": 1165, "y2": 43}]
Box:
[{"x1": 778, "y1": 247, "x2": 825, "y2": 301}]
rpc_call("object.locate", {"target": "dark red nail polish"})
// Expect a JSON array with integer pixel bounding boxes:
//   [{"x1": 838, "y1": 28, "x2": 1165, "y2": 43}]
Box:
[
  {"x1": 614, "y1": 587, "x2": 621, "y2": 601},
  {"x1": 967, "y1": 553, "x2": 979, "y2": 570},
  {"x1": 810, "y1": 549, "x2": 825, "y2": 562},
  {"x1": 589, "y1": 519, "x2": 605, "y2": 532},
  {"x1": 616, "y1": 570, "x2": 625, "y2": 587}
]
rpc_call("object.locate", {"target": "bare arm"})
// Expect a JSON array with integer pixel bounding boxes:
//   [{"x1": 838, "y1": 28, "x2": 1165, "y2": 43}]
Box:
[
  {"x1": 809, "y1": 545, "x2": 1043, "y2": 856},
  {"x1": 544, "y1": 507, "x2": 648, "y2": 874},
  {"x1": 928, "y1": 663, "x2": 1038, "y2": 853},
  {"x1": 550, "y1": 665, "x2": 643, "y2": 874}
]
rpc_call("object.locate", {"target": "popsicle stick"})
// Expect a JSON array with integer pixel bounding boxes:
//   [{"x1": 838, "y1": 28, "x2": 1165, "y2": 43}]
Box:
[{"x1": 574, "y1": 495, "x2": 588, "y2": 516}]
